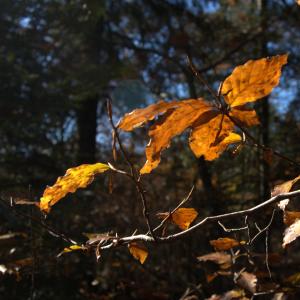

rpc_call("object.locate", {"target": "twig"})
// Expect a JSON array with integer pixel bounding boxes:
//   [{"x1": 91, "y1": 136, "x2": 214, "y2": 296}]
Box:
[
  {"x1": 106, "y1": 99, "x2": 155, "y2": 239},
  {"x1": 153, "y1": 185, "x2": 195, "y2": 233}
]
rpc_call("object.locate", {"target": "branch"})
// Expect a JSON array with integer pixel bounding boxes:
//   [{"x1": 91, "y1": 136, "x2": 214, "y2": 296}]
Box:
[{"x1": 98, "y1": 189, "x2": 300, "y2": 247}]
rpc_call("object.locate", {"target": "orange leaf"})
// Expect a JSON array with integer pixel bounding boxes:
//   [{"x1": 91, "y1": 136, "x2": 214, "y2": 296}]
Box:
[
  {"x1": 189, "y1": 113, "x2": 241, "y2": 160},
  {"x1": 40, "y1": 163, "x2": 110, "y2": 213},
  {"x1": 230, "y1": 106, "x2": 260, "y2": 127},
  {"x1": 210, "y1": 237, "x2": 240, "y2": 251},
  {"x1": 171, "y1": 208, "x2": 198, "y2": 230},
  {"x1": 284, "y1": 211, "x2": 300, "y2": 226},
  {"x1": 221, "y1": 54, "x2": 288, "y2": 107},
  {"x1": 128, "y1": 242, "x2": 148, "y2": 264},
  {"x1": 140, "y1": 99, "x2": 212, "y2": 173},
  {"x1": 118, "y1": 100, "x2": 179, "y2": 131}
]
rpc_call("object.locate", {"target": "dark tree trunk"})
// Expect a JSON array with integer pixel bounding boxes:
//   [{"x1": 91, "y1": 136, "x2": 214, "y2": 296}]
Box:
[{"x1": 76, "y1": 95, "x2": 98, "y2": 164}]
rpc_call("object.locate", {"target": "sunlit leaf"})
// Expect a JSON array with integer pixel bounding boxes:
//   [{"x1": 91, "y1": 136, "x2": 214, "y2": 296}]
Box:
[
  {"x1": 189, "y1": 113, "x2": 240, "y2": 160},
  {"x1": 118, "y1": 100, "x2": 179, "y2": 131},
  {"x1": 57, "y1": 244, "x2": 85, "y2": 257},
  {"x1": 221, "y1": 54, "x2": 288, "y2": 107},
  {"x1": 40, "y1": 163, "x2": 110, "y2": 213},
  {"x1": 210, "y1": 237, "x2": 240, "y2": 251},
  {"x1": 157, "y1": 208, "x2": 198, "y2": 230},
  {"x1": 271, "y1": 174, "x2": 300, "y2": 211},
  {"x1": 230, "y1": 106, "x2": 260, "y2": 127},
  {"x1": 128, "y1": 242, "x2": 148, "y2": 264},
  {"x1": 283, "y1": 219, "x2": 300, "y2": 248},
  {"x1": 140, "y1": 99, "x2": 212, "y2": 173}
]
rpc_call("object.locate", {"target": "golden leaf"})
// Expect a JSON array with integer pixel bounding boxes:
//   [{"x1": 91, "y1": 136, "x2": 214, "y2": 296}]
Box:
[
  {"x1": 210, "y1": 237, "x2": 240, "y2": 251},
  {"x1": 170, "y1": 208, "x2": 198, "y2": 230},
  {"x1": 40, "y1": 163, "x2": 110, "y2": 213},
  {"x1": 221, "y1": 54, "x2": 288, "y2": 107},
  {"x1": 118, "y1": 100, "x2": 179, "y2": 131},
  {"x1": 128, "y1": 242, "x2": 148, "y2": 264},
  {"x1": 189, "y1": 113, "x2": 240, "y2": 160},
  {"x1": 229, "y1": 106, "x2": 260, "y2": 127},
  {"x1": 140, "y1": 99, "x2": 212, "y2": 173}
]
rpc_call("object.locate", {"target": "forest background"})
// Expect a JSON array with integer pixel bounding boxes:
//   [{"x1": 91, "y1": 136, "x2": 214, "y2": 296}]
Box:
[{"x1": 1, "y1": 0, "x2": 300, "y2": 299}]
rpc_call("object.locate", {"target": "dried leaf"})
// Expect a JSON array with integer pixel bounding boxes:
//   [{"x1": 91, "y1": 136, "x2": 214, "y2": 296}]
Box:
[
  {"x1": 236, "y1": 271, "x2": 257, "y2": 293},
  {"x1": 283, "y1": 219, "x2": 300, "y2": 247},
  {"x1": 284, "y1": 211, "x2": 300, "y2": 226},
  {"x1": 221, "y1": 54, "x2": 288, "y2": 107},
  {"x1": 285, "y1": 272, "x2": 300, "y2": 285},
  {"x1": 128, "y1": 242, "x2": 148, "y2": 264},
  {"x1": 210, "y1": 237, "x2": 240, "y2": 251},
  {"x1": 271, "y1": 175, "x2": 300, "y2": 211},
  {"x1": 140, "y1": 99, "x2": 212, "y2": 173},
  {"x1": 40, "y1": 163, "x2": 110, "y2": 213},
  {"x1": 197, "y1": 252, "x2": 231, "y2": 268},
  {"x1": 118, "y1": 100, "x2": 179, "y2": 131}
]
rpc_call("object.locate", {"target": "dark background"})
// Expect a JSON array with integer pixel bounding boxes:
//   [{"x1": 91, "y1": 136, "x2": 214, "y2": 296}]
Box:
[{"x1": 1, "y1": 0, "x2": 300, "y2": 299}]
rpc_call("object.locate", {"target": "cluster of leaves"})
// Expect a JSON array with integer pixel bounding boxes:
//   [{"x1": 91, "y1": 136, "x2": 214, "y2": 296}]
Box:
[{"x1": 29, "y1": 54, "x2": 300, "y2": 298}]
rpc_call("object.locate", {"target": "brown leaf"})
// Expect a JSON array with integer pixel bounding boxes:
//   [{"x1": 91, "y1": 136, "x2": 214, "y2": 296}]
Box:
[
  {"x1": 284, "y1": 211, "x2": 300, "y2": 226},
  {"x1": 283, "y1": 219, "x2": 300, "y2": 247},
  {"x1": 236, "y1": 271, "x2": 257, "y2": 294},
  {"x1": 197, "y1": 252, "x2": 231, "y2": 268},
  {"x1": 118, "y1": 100, "x2": 179, "y2": 131},
  {"x1": 221, "y1": 54, "x2": 288, "y2": 107},
  {"x1": 210, "y1": 237, "x2": 240, "y2": 251},
  {"x1": 140, "y1": 99, "x2": 212, "y2": 173},
  {"x1": 40, "y1": 163, "x2": 110, "y2": 213},
  {"x1": 128, "y1": 242, "x2": 148, "y2": 264},
  {"x1": 271, "y1": 175, "x2": 300, "y2": 211}
]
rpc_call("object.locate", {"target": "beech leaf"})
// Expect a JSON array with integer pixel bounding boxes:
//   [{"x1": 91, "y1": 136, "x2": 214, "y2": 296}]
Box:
[
  {"x1": 271, "y1": 174, "x2": 300, "y2": 211},
  {"x1": 221, "y1": 54, "x2": 288, "y2": 107},
  {"x1": 157, "y1": 207, "x2": 198, "y2": 230},
  {"x1": 140, "y1": 99, "x2": 212, "y2": 173},
  {"x1": 128, "y1": 242, "x2": 148, "y2": 264},
  {"x1": 197, "y1": 252, "x2": 231, "y2": 269},
  {"x1": 283, "y1": 219, "x2": 300, "y2": 247},
  {"x1": 210, "y1": 237, "x2": 240, "y2": 251},
  {"x1": 284, "y1": 211, "x2": 300, "y2": 226},
  {"x1": 40, "y1": 163, "x2": 110, "y2": 213}
]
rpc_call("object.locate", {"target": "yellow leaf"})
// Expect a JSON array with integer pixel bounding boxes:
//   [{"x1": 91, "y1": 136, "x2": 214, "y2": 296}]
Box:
[
  {"x1": 63, "y1": 245, "x2": 84, "y2": 253},
  {"x1": 140, "y1": 99, "x2": 212, "y2": 174},
  {"x1": 283, "y1": 219, "x2": 300, "y2": 248},
  {"x1": 210, "y1": 237, "x2": 240, "y2": 251},
  {"x1": 40, "y1": 163, "x2": 110, "y2": 213},
  {"x1": 128, "y1": 242, "x2": 148, "y2": 264},
  {"x1": 189, "y1": 113, "x2": 237, "y2": 160},
  {"x1": 221, "y1": 54, "x2": 288, "y2": 107},
  {"x1": 118, "y1": 100, "x2": 179, "y2": 131}
]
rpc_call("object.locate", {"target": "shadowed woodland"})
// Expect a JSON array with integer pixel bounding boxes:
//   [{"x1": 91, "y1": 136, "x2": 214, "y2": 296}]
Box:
[{"x1": 1, "y1": 0, "x2": 300, "y2": 299}]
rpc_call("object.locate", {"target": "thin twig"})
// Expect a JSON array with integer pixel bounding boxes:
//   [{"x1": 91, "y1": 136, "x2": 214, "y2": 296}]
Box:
[{"x1": 106, "y1": 99, "x2": 155, "y2": 239}]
